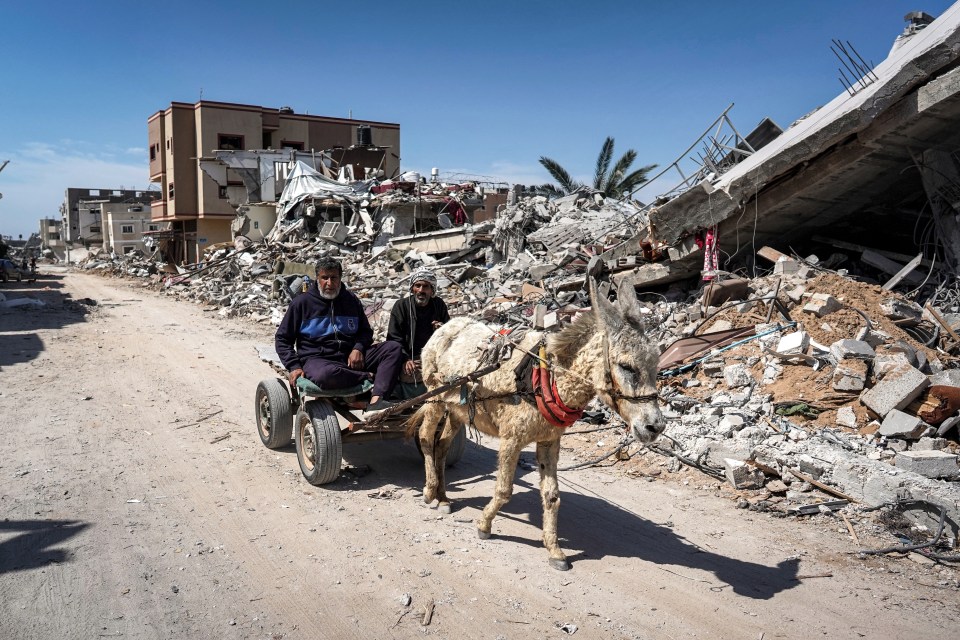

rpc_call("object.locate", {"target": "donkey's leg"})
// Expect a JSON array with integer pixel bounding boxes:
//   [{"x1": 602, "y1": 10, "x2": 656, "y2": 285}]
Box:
[
  {"x1": 536, "y1": 438, "x2": 569, "y2": 571},
  {"x1": 432, "y1": 415, "x2": 459, "y2": 514},
  {"x1": 477, "y1": 438, "x2": 522, "y2": 539},
  {"x1": 418, "y1": 404, "x2": 447, "y2": 504}
]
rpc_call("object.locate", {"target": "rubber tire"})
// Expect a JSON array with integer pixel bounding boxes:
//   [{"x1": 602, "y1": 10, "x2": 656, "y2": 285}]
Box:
[
  {"x1": 255, "y1": 378, "x2": 293, "y2": 449},
  {"x1": 415, "y1": 424, "x2": 468, "y2": 467},
  {"x1": 296, "y1": 401, "x2": 342, "y2": 485}
]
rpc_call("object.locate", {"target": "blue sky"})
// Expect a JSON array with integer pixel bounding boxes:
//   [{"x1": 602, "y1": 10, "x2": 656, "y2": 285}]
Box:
[{"x1": 1, "y1": 0, "x2": 955, "y2": 240}]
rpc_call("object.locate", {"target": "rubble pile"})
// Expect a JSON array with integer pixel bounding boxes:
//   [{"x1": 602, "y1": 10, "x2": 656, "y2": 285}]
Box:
[{"x1": 77, "y1": 183, "x2": 960, "y2": 545}]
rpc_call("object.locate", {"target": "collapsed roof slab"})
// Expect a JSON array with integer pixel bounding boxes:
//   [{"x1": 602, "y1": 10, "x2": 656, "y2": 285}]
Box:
[{"x1": 649, "y1": 6, "x2": 960, "y2": 256}]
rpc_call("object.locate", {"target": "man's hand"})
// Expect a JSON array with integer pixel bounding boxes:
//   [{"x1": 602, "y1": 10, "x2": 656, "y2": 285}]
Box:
[
  {"x1": 348, "y1": 349, "x2": 364, "y2": 370},
  {"x1": 431, "y1": 320, "x2": 444, "y2": 330},
  {"x1": 287, "y1": 368, "x2": 304, "y2": 386},
  {"x1": 403, "y1": 360, "x2": 421, "y2": 376}
]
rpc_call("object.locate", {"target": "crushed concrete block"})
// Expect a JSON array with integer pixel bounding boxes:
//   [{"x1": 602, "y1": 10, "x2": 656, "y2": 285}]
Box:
[
  {"x1": 776, "y1": 331, "x2": 809, "y2": 354},
  {"x1": 765, "y1": 480, "x2": 789, "y2": 493},
  {"x1": 886, "y1": 439, "x2": 909, "y2": 452},
  {"x1": 878, "y1": 409, "x2": 928, "y2": 439},
  {"x1": 887, "y1": 341, "x2": 919, "y2": 367},
  {"x1": 833, "y1": 359, "x2": 868, "y2": 391},
  {"x1": 702, "y1": 360, "x2": 725, "y2": 378},
  {"x1": 830, "y1": 339, "x2": 875, "y2": 362},
  {"x1": 723, "y1": 364, "x2": 752, "y2": 388},
  {"x1": 873, "y1": 352, "x2": 913, "y2": 379},
  {"x1": 718, "y1": 414, "x2": 745, "y2": 436},
  {"x1": 860, "y1": 365, "x2": 929, "y2": 417},
  {"x1": 785, "y1": 286, "x2": 806, "y2": 303},
  {"x1": 937, "y1": 413, "x2": 960, "y2": 436},
  {"x1": 913, "y1": 437, "x2": 948, "y2": 451},
  {"x1": 803, "y1": 293, "x2": 841, "y2": 317},
  {"x1": 836, "y1": 406, "x2": 858, "y2": 429},
  {"x1": 895, "y1": 450, "x2": 959, "y2": 479},
  {"x1": 723, "y1": 459, "x2": 765, "y2": 489},
  {"x1": 773, "y1": 259, "x2": 800, "y2": 275},
  {"x1": 930, "y1": 370, "x2": 960, "y2": 388},
  {"x1": 855, "y1": 326, "x2": 892, "y2": 348}
]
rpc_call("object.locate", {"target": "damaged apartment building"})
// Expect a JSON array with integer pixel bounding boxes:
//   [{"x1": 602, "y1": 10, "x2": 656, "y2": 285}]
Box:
[{"x1": 146, "y1": 100, "x2": 401, "y2": 264}]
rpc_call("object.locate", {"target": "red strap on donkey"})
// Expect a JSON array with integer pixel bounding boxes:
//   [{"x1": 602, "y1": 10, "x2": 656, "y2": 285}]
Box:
[{"x1": 532, "y1": 344, "x2": 583, "y2": 428}]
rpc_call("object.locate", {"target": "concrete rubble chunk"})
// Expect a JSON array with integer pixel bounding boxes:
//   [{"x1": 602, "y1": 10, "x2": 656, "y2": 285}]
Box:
[
  {"x1": 723, "y1": 458, "x2": 765, "y2": 489},
  {"x1": 895, "y1": 450, "x2": 959, "y2": 479},
  {"x1": 773, "y1": 259, "x2": 800, "y2": 275},
  {"x1": 832, "y1": 359, "x2": 867, "y2": 392},
  {"x1": 836, "y1": 406, "x2": 858, "y2": 428},
  {"x1": 829, "y1": 339, "x2": 875, "y2": 362},
  {"x1": 723, "y1": 364, "x2": 753, "y2": 388},
  {"x1": 860, "y1": 364, "x2": 929, "y2": 417},
  {"x1": 776, "y1": 331, "x2": 809, "y2": 354},
  {"x1": 802, "y1": 293, "x2": 840, "y2": 317},
  {"x1": 913, "y1": 437, "x2": 948, "y2": 451},
  {"x1": 873, "y1": 351, "x2": 913, "y2": 380},
  {"x1": 702, "y1": 361, "x2": 725, "y2": 378},
  {"x1": 937, "y1": 413, "x2": 960, "y2": 436},
  {"x1": 878, "y1": 409, "x2": 928, "y2": 440},
  {"x1": 930, "y1": 369, "x2": 960, "y2": 388}
]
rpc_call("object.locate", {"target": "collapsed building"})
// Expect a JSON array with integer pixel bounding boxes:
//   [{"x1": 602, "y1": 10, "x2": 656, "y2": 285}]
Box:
[{"x1": 79, "y1": 8, "x2": 960, "y2": 557}]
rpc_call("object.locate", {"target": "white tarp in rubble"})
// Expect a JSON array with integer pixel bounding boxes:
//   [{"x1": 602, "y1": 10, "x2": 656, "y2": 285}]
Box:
[{"x1": 276, "y1": 161, "x2": 367, "y2": 219}]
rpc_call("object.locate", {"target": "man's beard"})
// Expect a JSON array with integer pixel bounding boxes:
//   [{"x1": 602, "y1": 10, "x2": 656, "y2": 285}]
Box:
[
  {"x1": 414, "y1": 292, "x2": 430, "y2": 306},
  {"x1": 319, "y1": 285, "x2": 341, "y2": 300}
]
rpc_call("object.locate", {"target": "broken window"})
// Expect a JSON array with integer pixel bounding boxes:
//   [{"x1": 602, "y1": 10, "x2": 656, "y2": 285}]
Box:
[
  {"x1": 218, "y1": 134, "x2": 244, "y2": 151},
  {"x1": 150, "y1": 145, "x2": 156, "y2": 161},
  {"x1": 122, "y1": 245, "x2": 135, "y2": 254},
  {"x1": 89, "y1": 225, "x2": 101, "y2": 233},
  {"x1": 168, "y1": 182, "x2": 175, "y2": 199},
  {"x1": 218, "y1": 185, "x2": 228, "y2": 199},
  {"x1": 121, "y1": 224, "x2": 134, "y2": 234},
  {"x1": 281, "y1": 140, "x2": 304, "y2": 151}
]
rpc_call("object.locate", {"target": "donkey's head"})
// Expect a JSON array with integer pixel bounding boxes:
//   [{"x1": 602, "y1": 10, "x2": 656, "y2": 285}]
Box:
[{"x1": 590, "y1": 278, "x2": 664, "y2": 444}]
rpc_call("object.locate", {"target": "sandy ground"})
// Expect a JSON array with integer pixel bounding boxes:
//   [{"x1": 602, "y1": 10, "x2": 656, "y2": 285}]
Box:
[{"x1": 0, "y1": 269, "x2": 957, "y2": 640}]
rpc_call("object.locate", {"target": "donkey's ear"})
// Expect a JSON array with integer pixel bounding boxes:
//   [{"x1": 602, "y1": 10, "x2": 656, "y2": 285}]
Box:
[
  {"x1": 617, "y1": 282, "x2": 644, "y2": 326},
  {"x1": 589, "y1": 277, "x2": 622, "y2": 332}
]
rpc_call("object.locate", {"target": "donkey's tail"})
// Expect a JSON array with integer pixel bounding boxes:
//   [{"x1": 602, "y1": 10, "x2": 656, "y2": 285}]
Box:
[{"x1": 403, "y1": 403, "x2": 429, "y2": 440}]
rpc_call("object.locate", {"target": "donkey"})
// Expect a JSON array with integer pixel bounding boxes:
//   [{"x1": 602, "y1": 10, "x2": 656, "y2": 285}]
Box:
[{"x1": 409, "y1": 278, "x2": 663, "y2": 570}]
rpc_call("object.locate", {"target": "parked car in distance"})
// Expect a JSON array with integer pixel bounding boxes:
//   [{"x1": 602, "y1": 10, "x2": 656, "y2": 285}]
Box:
[{"x1": 0, "y1": 258, "x2": 23, "y2": 282}]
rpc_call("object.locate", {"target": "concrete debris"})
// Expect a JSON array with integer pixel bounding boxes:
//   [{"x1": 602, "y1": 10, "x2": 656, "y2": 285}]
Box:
[{"x1": 895, "y1": 450, "x2": 959, "y2": 479}]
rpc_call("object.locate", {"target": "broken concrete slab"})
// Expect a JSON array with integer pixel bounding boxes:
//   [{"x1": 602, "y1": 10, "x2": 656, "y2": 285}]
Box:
[
  {"x1": 830, "y1": 339, "x2": 875, "y2": 362},
  {"x1": 833, "y1": 359, "x2": 868, "y2": 392},
  {"x1": 895, "y1": 450, "x2": 959, "y2": 479},
  {"x1": 878, "y1": 409, "x2": 928, "y2": 439},
  {"x1": 860, "y1": 364, "x2": 929, "y2": 417},
  {"x1": 803, "y1": 293, "x2": 841, "y2": 317},
  {"x1": 723, "y1": 458, "x2": 766, "y2": 489}
]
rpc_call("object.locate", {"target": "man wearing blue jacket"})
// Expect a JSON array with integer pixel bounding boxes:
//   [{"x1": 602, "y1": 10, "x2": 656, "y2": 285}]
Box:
[{"x1": 275, "y1": 257, "x2": 402, "y2": 410}]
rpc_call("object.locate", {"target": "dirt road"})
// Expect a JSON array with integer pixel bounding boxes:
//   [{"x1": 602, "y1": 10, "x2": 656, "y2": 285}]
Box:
[{"x1": 0, "y1": 270, "x2": 956, "y2": 639}]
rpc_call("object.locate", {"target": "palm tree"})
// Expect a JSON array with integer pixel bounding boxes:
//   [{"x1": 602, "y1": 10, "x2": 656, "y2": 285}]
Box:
[{"x1": 538, "y1": 137, "x2": 656, "y2": 199}]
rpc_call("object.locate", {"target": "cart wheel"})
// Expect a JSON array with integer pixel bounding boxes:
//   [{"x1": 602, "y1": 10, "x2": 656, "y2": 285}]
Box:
[
  {"x1": 296, "y1": 401, "x2": 342, "y2": 485},
  {"x1": 255, "y1": 378, "x2": 292, "y2": 449},
  {"x1": 416, "y1": 424, "x2": 467, "y2": 467}
]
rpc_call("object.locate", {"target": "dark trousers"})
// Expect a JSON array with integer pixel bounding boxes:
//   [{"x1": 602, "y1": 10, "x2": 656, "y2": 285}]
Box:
[{"x1": 302, "y1": 341, "x2": 402, "y2": 399}]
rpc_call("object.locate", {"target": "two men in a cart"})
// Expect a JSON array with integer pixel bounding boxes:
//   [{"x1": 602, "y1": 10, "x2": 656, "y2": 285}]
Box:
[{"x1": 274, "y1": 257, "x2": 448, "y2": 410}]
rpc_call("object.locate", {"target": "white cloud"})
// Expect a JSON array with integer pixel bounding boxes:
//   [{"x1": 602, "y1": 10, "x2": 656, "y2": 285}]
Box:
[{"x1": 0, "y1": 142, "x2": 152, "y2": 239}]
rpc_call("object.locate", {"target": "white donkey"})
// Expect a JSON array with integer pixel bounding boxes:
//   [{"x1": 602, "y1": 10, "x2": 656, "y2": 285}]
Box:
[{"x1": 409, "y1": 279, "x2": 663, "y2": 570}]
